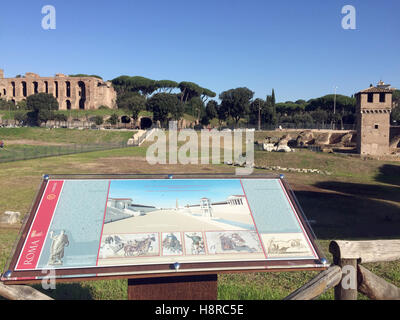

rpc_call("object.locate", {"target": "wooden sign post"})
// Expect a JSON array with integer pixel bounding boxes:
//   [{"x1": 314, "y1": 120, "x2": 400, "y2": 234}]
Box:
[{"x1": 128, "y1": 274, "x2": 218, "y2": 300}]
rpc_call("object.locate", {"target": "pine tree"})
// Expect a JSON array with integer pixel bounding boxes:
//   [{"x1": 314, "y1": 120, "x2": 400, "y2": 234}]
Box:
[
  {"x1": 264, "y1": 89, "x2": 277, "y2": 125},
  {"x1": 271, "y1": 89, "x2": 276, "y2": 107}
]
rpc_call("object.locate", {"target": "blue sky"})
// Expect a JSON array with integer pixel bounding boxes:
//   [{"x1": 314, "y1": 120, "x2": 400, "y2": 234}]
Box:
[
  {"x1": 108, "y1": 179, "x2": 244, "y2": 208},
  {"x1": 0, "y1": 0, "x2": 399, "y2": 102}
]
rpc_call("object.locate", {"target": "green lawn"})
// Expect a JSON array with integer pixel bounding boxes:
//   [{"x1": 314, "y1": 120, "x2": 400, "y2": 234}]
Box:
[
  {"x1": 0, "y1": 127, "x2": 137, "y2": 163},
  {"x1": 0, "y1": 127, "x2": 134, "y2": 144},
  {"x1": 0, "y1": 128, "x2": 399, "y2": 300},
  {"x1": 0, "y1": 142, "x2": 137, "y2": 163}
]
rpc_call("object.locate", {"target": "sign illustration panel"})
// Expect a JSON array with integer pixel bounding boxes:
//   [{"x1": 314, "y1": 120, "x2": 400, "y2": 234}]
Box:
[{"x1": 3, "y1": 176, "x2": 324, "y2": 283}]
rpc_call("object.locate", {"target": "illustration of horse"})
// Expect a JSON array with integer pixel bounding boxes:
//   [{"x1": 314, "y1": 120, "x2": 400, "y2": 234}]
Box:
[
  {"x1": 266, "y1": 238, "x2": 307, "y2": 254},
  {"x1": 219, "y1": 233, "x2": 256, "y2": 253},
  {"x1": 185, "y1": 233, "x2": 205, "y2": 255},
  {"x1": 123, "y1": 235, "x2": 156, "y2": 256},
  {"x1": 163, "y1": 233, "x2": 182, "y2": 254}
]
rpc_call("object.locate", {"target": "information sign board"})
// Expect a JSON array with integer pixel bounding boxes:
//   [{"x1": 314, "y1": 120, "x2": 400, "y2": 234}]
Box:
[{"x1": 2, "y1": 174, "x2": 326, "y2": 284}]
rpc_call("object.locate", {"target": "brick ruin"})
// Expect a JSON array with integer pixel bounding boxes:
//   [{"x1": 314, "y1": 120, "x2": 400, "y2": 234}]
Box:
[
  {"x1": 0, "y1": 69, "x2": 117, "y2": 110},
  {"x1": 355, "y1": 81, "x2": 395, "y2": 156}
]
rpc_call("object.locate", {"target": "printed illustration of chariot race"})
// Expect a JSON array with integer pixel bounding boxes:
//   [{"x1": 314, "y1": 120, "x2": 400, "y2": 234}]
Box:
[
  {"x1": 99, "y1": 230, "x2": 264, "y2": 263},
  {"x1": 99, "y1": 233, "x2": 159, "y2": 259},
  {"x1": 92, "y1": 179, "x2": 317, "y2": 267}
]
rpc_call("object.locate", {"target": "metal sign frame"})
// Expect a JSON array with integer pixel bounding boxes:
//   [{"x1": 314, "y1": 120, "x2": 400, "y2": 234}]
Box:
[{"x1": 1, "y1": 173, "x2": 327, "y2": 285}]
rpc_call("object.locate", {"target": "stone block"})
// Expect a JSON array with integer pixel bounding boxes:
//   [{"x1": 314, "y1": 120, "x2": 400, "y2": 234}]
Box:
[{"x1": 0, "y1": 211, "x2": 21, "y2": 224}]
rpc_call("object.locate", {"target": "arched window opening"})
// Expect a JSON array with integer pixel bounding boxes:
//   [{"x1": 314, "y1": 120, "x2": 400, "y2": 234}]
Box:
[
  {"x1": 66, "y1": 81, "x2": 71, "y2": 98},
  {"x1": 55, "y1": 81, "x2": 59, "y2": 98},
  {"x1": 22, "y1": 81, "x2": 27, "y2": 97},
  {"x1": 140, "y1": 117, "x2": 153, "y2": 129},
  {"x1": 78, "y1": 81, "x2": 86, "y2": 110}
]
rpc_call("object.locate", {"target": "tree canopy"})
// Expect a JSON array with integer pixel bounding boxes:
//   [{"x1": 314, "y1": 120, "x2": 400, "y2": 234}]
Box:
[
  {"x1": 111, "y1": 76, "x2": 158, "y2": 96},
  {"x1": 146, "y1": 93, "x2": 179, "y2": 126},
  {"x1": 305, "y1": 94, "x2": 356, "y2": 113},
  {"x1": 26, "y1": 93, "x2": 59, "y2": 125},
  {"x1": 219, "y1": 87, "x2": 254, "y2": 125},
  {"x1": 201, "y1": 88, "x2": 217, "y2": 102},
  {"x1": 26, "y1": 93, "x2": 59, "y2": 112},
  {"x1": 69, "y1": 74, "x2": 103, "y2": 79},
  {"x1": 205, "y1": 100, "x2": 218, "y2": 120},
  {"x1": 109, "y1": 73, "x2": 365, "y2": 128},
  {"x1": 276, "y1": 102, "x2": 306, "y2": 115},
  {"x1": 178, "y1": 82, "x2": 204, "y2": 103},
  {"x1": 249, "y1": 98, "x2": 265, "y2": 125},
  {"x1": 117, "y1": 92, "x2": 146, "y2": 120},
  {"x1": 264, "y1": 89, "x2": 277, "y2": 125},
  {"x1": 156, "y1": 80, "x2": 179, "y2": 93}
]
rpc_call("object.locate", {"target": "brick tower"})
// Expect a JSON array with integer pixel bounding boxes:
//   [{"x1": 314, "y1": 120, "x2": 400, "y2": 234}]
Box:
[{"x1": 355, "y1": 81, "x2": 394, "y2": 155}]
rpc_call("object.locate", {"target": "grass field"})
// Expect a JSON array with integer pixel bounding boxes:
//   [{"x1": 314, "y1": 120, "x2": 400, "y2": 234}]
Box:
[
  {"x1": 0, "y1": 128, "x2": 399, "y2": 300},
  {"x1": 0, "y1": 127, "x2": 134, "y2": 144},
  {"x1": 0, "y1": 128, "x2": 136, "y2": 163}
]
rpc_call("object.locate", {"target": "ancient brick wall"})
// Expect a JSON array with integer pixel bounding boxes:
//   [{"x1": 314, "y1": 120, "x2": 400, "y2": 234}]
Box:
[{"x1": 0, "y1": 70, "x2": 117, "y2": 110}]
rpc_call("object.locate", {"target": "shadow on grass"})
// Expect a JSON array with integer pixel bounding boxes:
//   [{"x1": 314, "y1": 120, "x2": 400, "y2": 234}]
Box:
[
  {"x1": 313, "y1": 181, "x2": 400, "y2": 203},
  {"x1": 375, "y1": 164, "x2": 400, "y2": 187},
  {"x1": 32, "y1": 282, "x2": 93, "y2": 300},
  {"x1": 295, "y1": 189, "x2": 400, "y2": 240}
]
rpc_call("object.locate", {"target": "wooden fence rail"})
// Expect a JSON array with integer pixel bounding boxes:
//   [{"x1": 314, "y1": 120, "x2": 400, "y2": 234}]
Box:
[
  {"x1": 329, "y1": 240, "x2": 400, "y2": 264},
  {"x1": 357, "y1": 264, "x2": 400, "y2": 300},
  {"x1": 286, "y1": 240, "x2": 400, "y2": 300},
  {"x1": 0, "y1": 281, "x2": 52, "y2": 300},
  {"x1": 284, "y1": 265, "x2": 342, "y2": 300}
]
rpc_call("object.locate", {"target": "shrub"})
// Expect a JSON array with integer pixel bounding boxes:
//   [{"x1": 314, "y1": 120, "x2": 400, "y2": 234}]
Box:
[
  {"x1": 54, "y1": 114, "x2": 68, "y2": 122},
  {"x1": 26, "y1": 93, "x2": 59, "y2": 112},
  {"x1": 16, "y1": 100, "x2": 27, "y2": 110},
  {"x1": 107, "y1": 113, "x2": 119, "y2": 125},
  {"x1": 93, "y1": 115, "x2": 104, "y2": 126},
  {"x1": 14, "y1": 111, "x2": 27, "y2": 124},
  {"x1": 0, "y1": 98, "x2": 16, "y2": 111},
  {"x1": 26, "y1": 93, "x2": 59, "y2": 126}
]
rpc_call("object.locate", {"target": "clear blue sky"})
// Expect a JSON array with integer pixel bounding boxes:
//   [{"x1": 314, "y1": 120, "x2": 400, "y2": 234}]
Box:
[
  {"x1": 0, "y1": 0, "x2": 399, "y2": 102},
  {"x1": 108, "y1": 179, "x2": 244, "y2": 208}
]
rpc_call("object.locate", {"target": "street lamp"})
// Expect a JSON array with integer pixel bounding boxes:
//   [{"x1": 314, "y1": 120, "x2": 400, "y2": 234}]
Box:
[
  {"x1": 333, "y1": 86, "x2": 338, "y2": 130},
  {"x1": 334, "y1": 86, "x2": 338, "y2": 114}
]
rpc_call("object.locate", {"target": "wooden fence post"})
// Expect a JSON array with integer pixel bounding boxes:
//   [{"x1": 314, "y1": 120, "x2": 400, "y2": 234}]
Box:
[
  {"x1": 334, "y1": 258, "x2": 358, "y2": 300},
  {"x1": 329, "y1": 241, "x2": 358, "y2": 300},
  {"x1": 330, "y1": 239, "x2": 400, "y2": 300}
]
